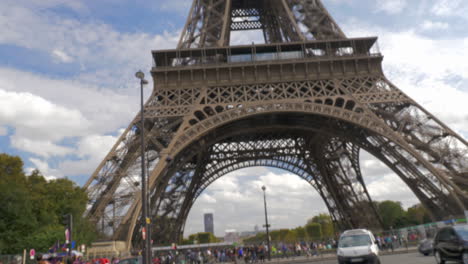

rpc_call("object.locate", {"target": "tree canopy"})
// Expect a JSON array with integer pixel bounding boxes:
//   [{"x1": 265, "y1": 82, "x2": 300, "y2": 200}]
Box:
[
  {"x1": 183, "y1": 232, "x2": 220, "y2": 245},
  {"x1": 243, "y1": 200, "x2": 435, "y2": 245},
  {"x1": 0, "y1": 154, "x2": 97, "y2": 254}
]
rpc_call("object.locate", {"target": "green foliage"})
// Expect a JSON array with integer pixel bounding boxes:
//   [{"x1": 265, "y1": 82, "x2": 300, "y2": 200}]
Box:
[
  {"x1": 185, "y1": 232, "x2": 219, "y2": 244},
  {"x1": 308, "y1": 213, "x2": 334, "y2": 239},
  {"x1": 376, "y1": 201, "x2": 406, "y2": 229},
  {"x1": 0, "y1": 154, "x2": 97, "y2": 254},
  {"x1": 197, "y1": 232, "x2": 210, "y2": 244},
  {"x1": 373, "y1": 200, "x2": 435, "y2": 229},
  {"x1": 406, "y1": 204, "x2": 432, "y2": 225},
  {"x1": 305, "y1": 223, "x2": 322, "y2": 240},
  {"x1": 277, "y1": 229, "x2": 290, "y2": 240},
  {"x1": 244, "y1": 203, "x2": 436, "y2": 246},
  {"x1": 294, "y1": 226, "x2": 306, "y2": 240},
  {"x1": 243, "y1": 232, "x2": 266, "y2": 244},
  {"x1": 269, "y1": 230, "x2": 282, "y2": 241}
]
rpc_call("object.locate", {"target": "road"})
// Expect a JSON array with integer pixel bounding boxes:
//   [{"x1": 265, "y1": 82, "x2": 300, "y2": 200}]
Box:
[{"x1": 285, "y1": 253, "x2": 437, "y2": 264}]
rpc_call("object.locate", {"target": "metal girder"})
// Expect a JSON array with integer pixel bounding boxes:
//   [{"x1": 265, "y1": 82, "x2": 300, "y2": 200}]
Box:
[
  {"x1": 142, "y1": 132, "x2": 384, "y2": 244},
  {"x1": 286, "y1": 0, "x2": 346, "y2": 40},
  {"x1": 177, "y1": 0, "x2": 343, "y2": 48},
  {"x1": 312, "y1": 138, "x2": 383, "y2": 229},
  {"x1": 178, "y1": 0, "x2": 232, "y2": 48},
  {"x1": 84, "y1": 0, "x2": 467, "y2": 251}
]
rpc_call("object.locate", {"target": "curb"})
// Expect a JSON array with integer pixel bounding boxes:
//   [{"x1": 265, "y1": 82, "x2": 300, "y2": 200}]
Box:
[{"x1": 261, "y1": 248, "x2": 419, "y2": 263}]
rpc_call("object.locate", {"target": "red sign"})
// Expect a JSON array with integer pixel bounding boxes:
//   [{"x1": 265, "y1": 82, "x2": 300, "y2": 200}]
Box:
[
  {"x1": 30, "y1": 249, "x2": 35, "y2": 257},
  {"x1": 142, "y1": 227, "x2": 146, "y2": 240}
]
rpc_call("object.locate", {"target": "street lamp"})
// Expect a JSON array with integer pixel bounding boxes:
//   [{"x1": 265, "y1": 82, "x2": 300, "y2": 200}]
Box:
[
  {"x1": 136, "y1": 70, "x2": 150, "y2": 264},
  {"x1": 262, "y1": 185, "x2": 271, "y2": 261}
]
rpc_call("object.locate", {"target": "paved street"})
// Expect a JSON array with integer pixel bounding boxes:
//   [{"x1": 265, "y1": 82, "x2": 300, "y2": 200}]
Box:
[{"x1": 275, "y1": 253, "x2": 437, "y2": 264}]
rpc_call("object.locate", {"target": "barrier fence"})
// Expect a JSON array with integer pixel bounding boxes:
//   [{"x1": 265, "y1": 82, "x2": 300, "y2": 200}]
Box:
[{"x1": 2, "y1": 218, "x2": 466, "y2": 264}]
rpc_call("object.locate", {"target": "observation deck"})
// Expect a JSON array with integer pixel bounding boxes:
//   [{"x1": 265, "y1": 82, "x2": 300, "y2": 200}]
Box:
[{"x1": 151, "y1": 37, "x2": 382, "y2": 89}]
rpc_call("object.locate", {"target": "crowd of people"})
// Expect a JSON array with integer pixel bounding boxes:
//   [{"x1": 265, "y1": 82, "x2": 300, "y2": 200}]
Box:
[
  {"x1": 1, "y1": 231, "x2": 425, "y2": 264},
  {"x1": 33, "y1": 254, "x2": 120, "y2": 264},
  {"x1": 150, "y1": 241, "x2": 339, "y2": 264}
]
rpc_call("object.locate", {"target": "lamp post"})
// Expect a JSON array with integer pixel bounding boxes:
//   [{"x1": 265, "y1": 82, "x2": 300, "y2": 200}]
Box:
[
  {"x1": 136, "y1": 70, "x2": 150, "y2": 264},
  {"x1": 262, "y1": 186, "x2": 271, "y2": 261}
]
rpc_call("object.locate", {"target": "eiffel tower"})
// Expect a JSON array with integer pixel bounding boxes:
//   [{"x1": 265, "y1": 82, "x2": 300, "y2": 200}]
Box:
[{"x1": 84, "y1": 0, "x2": 468, "y2": 249}]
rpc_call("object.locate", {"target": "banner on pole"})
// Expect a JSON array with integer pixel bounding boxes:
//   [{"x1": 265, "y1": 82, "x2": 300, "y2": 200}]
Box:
[{"x1": 65, "y1": 229, "x2": 70, "y2": 244}]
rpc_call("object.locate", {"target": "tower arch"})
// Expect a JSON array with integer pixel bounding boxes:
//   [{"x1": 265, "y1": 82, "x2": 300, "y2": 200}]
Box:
[
  {"x1": 119, "y1": 107, "x2": 465, "y2": 246},
  {"x1": 84, "y1": 0, "x2": 468, "y2": 251}
]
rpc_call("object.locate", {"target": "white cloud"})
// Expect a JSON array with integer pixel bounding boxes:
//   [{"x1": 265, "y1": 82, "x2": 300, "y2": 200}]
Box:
[
  {"x1": 420, "y1": 20, "x2": 449, "y2": 31},
  {"x1": 0, "y1": 1, "x2": 180, "y2": 88},
  {"x1": 3, "y1": 0, "x2": 86, "y2": 12},
  {"x1": 58, "y1": 134, "x2": 119, "y2": 176},
  {"x1": 11, "y1": 137, "x2": 74, "y2": 158},
  {"x1": 0, "y1": 0, "x2": 179, "y2": 180},
  {"x1": 52, "y1": 49, "x2": 74, "y2": 63},
  {"x1": 345, "y1": 22, "x2": 468, "y2": 136},
  {"x1": 27, "y1": 157, "x2": 60, "y2": 180},
  {"x1": 367, "y1": 174, "x2": 417, "y2": 208},
  {"x1": 0, "y1": 89, "x2": 90, "y2": 142},
  {"x1": 0, "y1": 67, "x2": 138, "y2": 136},
  {"x1": 231, "y1": 30, "x2": 265, "y2": 45},
  {"x1": 185, "y1": 169, "x2": 328, "y2": 236},
  {"x1": 431, "y1": 0, "x2": 468, "y2": 17},
  {"x1": 199, "y1": 193, "x2": 217, "y2": 204},
  {"x1": 375, "y1": 0, "x2": 408, "y2": 14},
  {"x1": 159, "y1": 0, "x2": 192, "y2": 14}
]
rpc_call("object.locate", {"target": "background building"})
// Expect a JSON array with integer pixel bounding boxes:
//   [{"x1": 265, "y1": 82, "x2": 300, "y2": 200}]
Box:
[
  {"x1": 204, "y1": 213, "x2": 214, "y2": 234},
  {"x1": 224, "y1": 229, "x2": 240, "y2": 243}
]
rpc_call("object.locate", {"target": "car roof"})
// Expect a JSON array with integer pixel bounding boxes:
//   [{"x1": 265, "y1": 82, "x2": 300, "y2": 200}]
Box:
[
  {"x1": 341, "y1": 229, "x2": 373, "y2": 236},
  {"x1": 454, "y1": 225, "x2": 468, "y2": 231}
]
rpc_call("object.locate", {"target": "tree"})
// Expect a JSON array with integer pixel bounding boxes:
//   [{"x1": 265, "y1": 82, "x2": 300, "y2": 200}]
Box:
[
  {"x1": 243, "y1": 232, "x2": 266, "y2": 245},
  {"x1": 284, "y1": 230, "x2": 297, "y2": 243},
  {"x1": 277, "y1": 229, "x2": 290, "y2": 241},
  {"x1": 294, "y1": 226, "x2": 306, "y2": 241},
  {"x1": 269, "y1": 230, "x2": 282, "y2": 241},
  {"x1": 308, "y1": 214, "x2": 334, "y2": 239},
  {"x1": 0, "y1": 154, "x2": 37, "y2": 254},
  {"x1": 377, "y1": 201, "x2": 406, "y2": 229},
  {"x1": 197, "y1": 232, "x2": 211, "y2": 244},
  {"x1": 0, "y1": 154, "x2": 97, "y2": 254},
  {"x1": 305, "y1": 223, "x2": 322, "y2": 240},
  {"x1": 406, "y1": 204, "x2": 432, "y2": 225},
  {"x1": 186, "y1": 232, "x2": 220, "y2": 244}
]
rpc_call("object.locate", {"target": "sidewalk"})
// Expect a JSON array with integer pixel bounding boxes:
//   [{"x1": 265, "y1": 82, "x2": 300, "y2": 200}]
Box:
[{"x1": 229, "y1": 246, "x2": 418, "y2": 264}]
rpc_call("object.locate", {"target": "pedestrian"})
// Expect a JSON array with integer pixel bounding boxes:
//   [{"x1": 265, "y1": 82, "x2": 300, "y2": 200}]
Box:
[{"x1": 37, "y1": 254, "x2": 51, "y2": 264}]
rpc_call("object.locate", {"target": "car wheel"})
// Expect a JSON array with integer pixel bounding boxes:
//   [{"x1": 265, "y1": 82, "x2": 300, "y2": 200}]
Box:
[
  {"x1": 463, "y1": 252, "x2": 468, "y2": 264},
  {"x1": 434, "y1": 251, "x2": 445, "y2": 264}
]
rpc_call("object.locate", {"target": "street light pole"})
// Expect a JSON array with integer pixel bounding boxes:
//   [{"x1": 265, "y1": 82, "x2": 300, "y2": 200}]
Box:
[
  {"x1": 262, "y1": 186, "x2": 271, "y2": 261},
  {"x1": 136, "y1": 70, "x2": 150, "y2": 264}
]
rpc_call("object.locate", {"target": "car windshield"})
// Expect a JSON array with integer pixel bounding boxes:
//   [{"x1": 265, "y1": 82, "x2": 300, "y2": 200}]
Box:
[
  {"x1": 454, "y1": 226, "x2": 468, "y2": 240},
  {"x1": 339, "y1": 234, "x2": 372, "y2": 248}
]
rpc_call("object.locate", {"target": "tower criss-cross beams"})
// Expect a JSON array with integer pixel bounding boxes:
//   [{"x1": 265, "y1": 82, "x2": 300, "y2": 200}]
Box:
[{"x1": 84, "y1": 0, "x2": 468, "y2": 249}]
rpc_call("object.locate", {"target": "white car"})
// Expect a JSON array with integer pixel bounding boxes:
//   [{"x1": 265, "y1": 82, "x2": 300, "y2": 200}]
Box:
[{"x1": 337, "y1": 229, "x2": 380, "y2": 264}]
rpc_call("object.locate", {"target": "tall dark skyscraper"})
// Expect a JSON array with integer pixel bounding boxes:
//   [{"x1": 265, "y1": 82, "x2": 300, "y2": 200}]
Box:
[{"x1": 204, "y1": 213, "x2": 214, "y2": 234}]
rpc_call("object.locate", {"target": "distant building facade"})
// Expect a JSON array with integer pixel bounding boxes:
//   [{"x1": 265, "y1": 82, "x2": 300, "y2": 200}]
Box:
[
  {"x1": 204, "y1": 213, "x2": 214, "y2": 234},
  {"x1": 240, "y1": 231, "x2": 257, "y2": 237},
  {"x1": 224, "y1": 229, "x2": 240, "y2": 243}
]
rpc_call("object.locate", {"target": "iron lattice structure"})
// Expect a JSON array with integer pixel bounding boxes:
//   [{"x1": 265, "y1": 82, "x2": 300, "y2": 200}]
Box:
[{"x1": 84, "y1": 0, "x2": 468, "y2": 249}]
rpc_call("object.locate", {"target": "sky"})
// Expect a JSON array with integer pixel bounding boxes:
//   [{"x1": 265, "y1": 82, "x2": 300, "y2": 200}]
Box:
[{"x1": 0, "y1": 0, "x2": 467, "y2": 238}]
